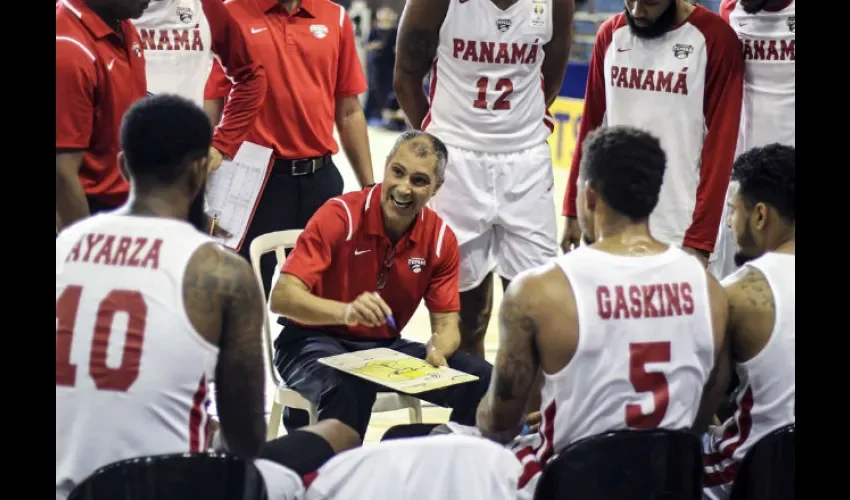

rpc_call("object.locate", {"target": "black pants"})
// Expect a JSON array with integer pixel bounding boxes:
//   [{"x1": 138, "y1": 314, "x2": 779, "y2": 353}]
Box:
[
  {"x1": 238, "y1": 160, "x2": 344, "y2": 297},
  {"x1": 274, "y1": 323, "x2": 493, "y2": 439}
]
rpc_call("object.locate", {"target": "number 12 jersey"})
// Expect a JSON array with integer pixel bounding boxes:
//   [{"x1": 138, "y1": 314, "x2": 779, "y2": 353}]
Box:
[{"x1": 423, "y1": 0, "x2": 555, "y2": 153}]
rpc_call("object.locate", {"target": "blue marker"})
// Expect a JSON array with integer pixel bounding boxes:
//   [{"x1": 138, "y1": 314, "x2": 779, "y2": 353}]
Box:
[
  {"x1": 386, "y1": 315, "x2": 397, "y2": 330},
  {"x1": 520, "y1": 423, "x2": 531, "y2": 436}
]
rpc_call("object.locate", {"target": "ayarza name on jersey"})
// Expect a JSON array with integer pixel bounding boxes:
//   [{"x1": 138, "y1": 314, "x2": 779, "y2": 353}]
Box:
[
  {"x1": 138, "y1": 26, "x2": 205, "y2": 52},
  {"x1": 64, "y1": 232, "x2": 163, "y2": 270},
  {"x1": 597, "y1": 282, "x2": 696, "y2": 320},
  {"x1": 452, "y1": 38, "x2": 541, "y2": 65}
]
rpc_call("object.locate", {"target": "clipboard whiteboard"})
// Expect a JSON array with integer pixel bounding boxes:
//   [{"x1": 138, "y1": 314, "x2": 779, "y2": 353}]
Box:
[
  {"x1": 205, "y1": 142, "x2": 273, "y2": 251},
  {"x1": 318, "y1": 347, "x2": 479, "y2": 395}
]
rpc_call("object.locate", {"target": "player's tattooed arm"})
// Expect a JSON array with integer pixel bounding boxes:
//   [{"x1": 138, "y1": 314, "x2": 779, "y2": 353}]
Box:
[
  {"x1": 183, "y1": 242, "x2": 266, "y2": 459},
  {"x1": 476, "y1": 275, "x2": 541, "y2": 444},
  {"x1": 729, "y1": 267, "x2": 775, "y2": 362},
  {"x1": 542, "y1": 0, "x2": 576, "y2": 107},
  {"x1": 393, "y1": 0, "x2": 449, "y2": 130}
]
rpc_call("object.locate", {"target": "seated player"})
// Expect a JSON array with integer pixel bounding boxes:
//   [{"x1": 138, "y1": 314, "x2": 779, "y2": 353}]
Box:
[
  {"x1": 700, "y1": 144, "x2": 795, "y2": 500},
  {"x1": 55, "y1": 94, "x2": 358, "y2": 500},
  {"x1": 472, "y1": 126, "x2": 729, "y2": 498},
  {"x1": 269, "y1": 130, "x2": 493, "y2": 441}
]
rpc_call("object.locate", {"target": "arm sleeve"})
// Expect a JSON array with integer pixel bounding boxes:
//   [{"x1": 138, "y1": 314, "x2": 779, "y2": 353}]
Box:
[
  {"x1": 682, "y1": 20, "x2": 744, "y2": 252},
  {"x1": 424, "y1": 225, "x2": 461, "y2": 313},
  {"x1": 202, "y1": 0, "x2": 267, "y2": 158},
  {"x1": 335, "y1": 9, "x2": 368, "y2": 98},
  {"x1": 562, "y1": 19, "x2": 615, "y2": 217},
  {"x1": 204, "y1": 58, "x2": 231, "y2": 100},
  {"x1": 719, "y1": 0, "x2": 736, "y2": 23},
  {"x1": 56, "y1": 38, "x2": 96, "y2": 150},
  {"x1": 280, "y1": 202, "x2": 349, "y2": 289}
]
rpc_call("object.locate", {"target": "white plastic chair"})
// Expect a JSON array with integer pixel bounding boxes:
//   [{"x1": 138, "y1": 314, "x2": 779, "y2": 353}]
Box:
[{"x1": 249, "y1": 230, "x2": 423, "y2": 441}]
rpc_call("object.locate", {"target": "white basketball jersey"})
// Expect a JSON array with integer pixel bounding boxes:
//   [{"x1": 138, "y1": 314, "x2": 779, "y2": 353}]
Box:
[
  {"x1": 716, "y1": 252, "x2": 795, "y2": 463},
  {"x1": 539, "y1": 246, "x2": 716, "y2": 458},
  {"x1": 305, "y1": 435, "x2": 522, "y2": 500},
  {"x1": 726, "y1": 0, "x2": 795, "y2": 152},
  {"x1": 56, "y1": 214, "x2": 218, "y2": 499},
  {"x1": 424, "y1": 0, "x2": 555, "y2": 153},
  {"x1": 133, "y1": 0, "x2": 213, "y2": 105}
]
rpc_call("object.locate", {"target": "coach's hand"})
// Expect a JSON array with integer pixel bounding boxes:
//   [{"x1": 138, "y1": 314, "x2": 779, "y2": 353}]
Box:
[
  {"x1": 208, "y1": 147, "x2": 226, "y2": 172},
  {"x1": 425, "y1": 342, "x2": 448, "y2": 368},
  {"x1": 683, "y1": 246, "x2": 710, "y2": 268},
  {"x1": 343, "y1": 292, "x2": 393, "y2": 328},
  {"x1": 560, "y1": 217, "x2": 582, "y2": 253}
]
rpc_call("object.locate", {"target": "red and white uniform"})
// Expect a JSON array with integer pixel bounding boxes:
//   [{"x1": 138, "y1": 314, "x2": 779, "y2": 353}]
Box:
[
  {"x1": 133, "y1": 0, "x2": 266, "y2": 158},
  {"x1": 564, "y1": 6, "x2": 744, "y2": 261},
  {"x1": 55, "y1": 215, "x2": 301, "y2": 500},
  {"x1": 703, "y1": 252, "x2": 795, "y2": 500},
  {"x1": 514, "y1": 246, "x2": 717, "y2": 499},
  {"x1": 425, "y1": 0, "x2": 558, "y2": 291},
  {"x1": 711, "y1": 0, "x2": 795, "y2": 279},
  {"x1": 303, "y1": 434, "x2": 522, "y2": 500}
]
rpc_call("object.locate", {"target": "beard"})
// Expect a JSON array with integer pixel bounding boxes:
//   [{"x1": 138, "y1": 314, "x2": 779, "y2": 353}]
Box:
[
  {"x1": 625, "y1": 0, "x2": 679, "y2": 39},
  {"x1": 732, "y1": 225, "x2": 760, "y2": 267},
  {"x1": 741, "y1": 0, "x2": 771, "y2": 14},
  {"x1": 187, "y1": 188, "x2": 208, "y2": 233}
]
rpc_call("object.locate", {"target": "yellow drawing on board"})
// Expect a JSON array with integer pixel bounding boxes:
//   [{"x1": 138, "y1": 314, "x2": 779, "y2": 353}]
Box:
[{"x1": 351, "y1": 358, "x2": 440, "y2": 382}]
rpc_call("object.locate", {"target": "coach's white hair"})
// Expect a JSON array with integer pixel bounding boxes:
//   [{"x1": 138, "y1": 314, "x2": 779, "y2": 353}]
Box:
[{"x1": 385, "y1": 130, "x2": 449, "y2": 186}]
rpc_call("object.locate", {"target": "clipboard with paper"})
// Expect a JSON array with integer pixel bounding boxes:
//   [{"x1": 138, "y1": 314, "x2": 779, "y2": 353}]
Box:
[
  {"x1": 205, "y1": 142, "x2": 273, "y2": 252},
  {"x1": 318, "y1": 348, "x2": 479, "y2": 395}
]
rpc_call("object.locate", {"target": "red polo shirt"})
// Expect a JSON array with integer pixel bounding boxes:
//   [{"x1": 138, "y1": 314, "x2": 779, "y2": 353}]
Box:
[
  {"x1": 204, "y1": 0, "x2": 367, "y2": 160},
  {"x1": 282, "y1": 185, "x2": 461, "y2": 341},
  {"x1": 56, "y1": 0, "x2": 147, "y2": 206}
]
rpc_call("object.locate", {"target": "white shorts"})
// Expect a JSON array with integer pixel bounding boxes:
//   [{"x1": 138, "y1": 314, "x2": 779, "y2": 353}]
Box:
[
  {"x1": 254, "y1": 458, "x2": 305, "y2": 500},
  {"x1": 429, "y1": 142, "x2": 559, "y2": 292}
]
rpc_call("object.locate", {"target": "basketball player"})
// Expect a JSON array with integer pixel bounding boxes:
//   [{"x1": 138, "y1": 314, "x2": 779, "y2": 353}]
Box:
[
  {"x1": 133, "y1": 0, "x2": 267, "y2": 172},
  {"x1": 561, "y1": 0, "x2": 744, "y2": 272},
  {"x1": 394, "y1": 0, "x2": 575, "y2": 357},
  {"x1": 700, "y1": 144, "x2": 795, "y2": 499},
  {"x1": 55, "y1": 94, "x2": 358, "y2": 500},
  {"x1": 710, "y1": 0, "x2": 795, "y2": 279},
  {"x1": 475, "y1": 126, "x2": 729, "y2": 499}
]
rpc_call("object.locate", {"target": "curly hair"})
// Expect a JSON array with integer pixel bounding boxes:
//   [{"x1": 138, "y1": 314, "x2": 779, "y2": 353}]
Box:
[
  {"x1": 732, "y1": 143, "x2": 795, "y2": 223},
  {"x1": 579, "y1": 125, "x2": 667, "y2": 220}
]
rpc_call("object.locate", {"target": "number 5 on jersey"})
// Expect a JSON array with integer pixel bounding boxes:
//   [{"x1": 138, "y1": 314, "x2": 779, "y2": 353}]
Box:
[
  {"x1": 626, "y1": 342, "x2": 671, "y2": 429},
  {"x1": 56, "y1": 286, "x2": 147, "y2": 392},
  {"x1": 474, "y1": 77, "x2": 514, "y2": 110}
]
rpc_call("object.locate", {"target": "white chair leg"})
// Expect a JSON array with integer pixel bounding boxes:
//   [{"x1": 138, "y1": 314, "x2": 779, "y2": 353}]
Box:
[
  {"x1": 267, "y1": 401, "x2": 283, "y2": 440},
  {"x1": 308, "y1": 403, "x2": 319, "y2": 425},
  {"x1": 401, "y1": 395, "x2": 423, "y2": 423}
]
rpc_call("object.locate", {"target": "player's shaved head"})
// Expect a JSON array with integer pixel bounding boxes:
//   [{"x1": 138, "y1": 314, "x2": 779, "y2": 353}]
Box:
[{"x1": 728, "y1": 143, "x2": 795, "y2": 265}]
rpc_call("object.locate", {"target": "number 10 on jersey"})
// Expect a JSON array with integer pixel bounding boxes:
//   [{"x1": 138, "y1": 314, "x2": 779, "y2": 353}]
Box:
[{"x1": 474, "y1": 77, "x2": 514, "y2": 110}]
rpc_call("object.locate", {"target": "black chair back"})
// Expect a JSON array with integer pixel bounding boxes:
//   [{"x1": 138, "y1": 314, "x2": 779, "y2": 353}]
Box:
[
  {"x1": 730, "y1": 423, "x2": 795, "y2": 500},
  {"x1": 533, "y1": 429, "x2": 703, "y2": 500},
  {"x1": 68, "y1": 451, "x2": 268, "y2": 500}
]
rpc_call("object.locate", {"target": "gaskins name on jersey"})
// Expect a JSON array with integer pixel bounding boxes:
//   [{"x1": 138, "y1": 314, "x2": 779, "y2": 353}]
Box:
[{"x1": 452, "y1": 38, "x2": 541, "y2": 65}]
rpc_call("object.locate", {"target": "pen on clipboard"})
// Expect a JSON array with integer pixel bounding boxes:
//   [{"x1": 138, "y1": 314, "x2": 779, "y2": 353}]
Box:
[{"x1": 209, "y1": 214, "x2": 218, "y2": 236}]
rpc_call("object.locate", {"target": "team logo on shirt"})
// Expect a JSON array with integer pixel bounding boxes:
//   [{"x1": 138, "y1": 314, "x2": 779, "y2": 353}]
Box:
[
  {"x1": 132, "y1": 42, "x2": 142, "y2": 58},
  {"x1": 672, "y1": 43, "x2": 693, "y2": 59},
  {"x1": 786, "y1": 16, "x2": 795, "y2": 33},
  {"x1": 408, "y1": 257, "x2": 426, "y2": 274},
  {"x1": 496, "y1": 18, "x2": 512, "y2": 32},
  {"x1": 310, "y1": 24, "x2": 329, "y2": 39},
  {"x1": 177, "y1": 7, "x2": 193, "y2": 23}
]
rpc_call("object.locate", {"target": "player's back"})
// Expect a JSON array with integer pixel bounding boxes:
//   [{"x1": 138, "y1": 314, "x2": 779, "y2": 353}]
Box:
[
  {"x1": 545, "y1": 246, "x2": 717, "y2": 453},
  {"x1": 718, "y1": 252, "x2": 795, "y2": 463},
  {"x1": 424, "y1": 0, "x2": 555, "y2": 152},
  {"x1": 723, "y1": 0, "x2": 795, "y2": 150},
  {"x1": 55, "y1": 214, "x2": 217, "y2": 499}
]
